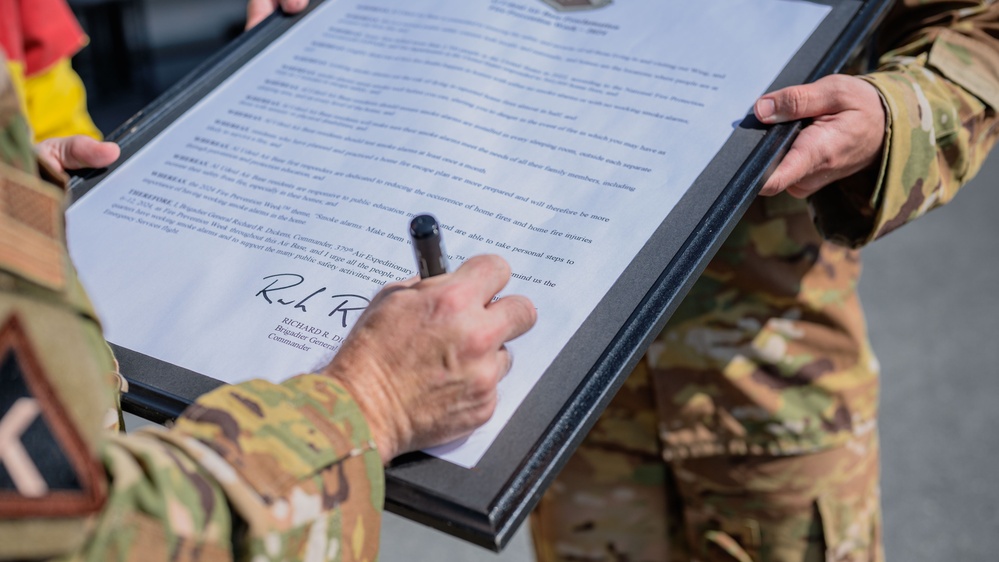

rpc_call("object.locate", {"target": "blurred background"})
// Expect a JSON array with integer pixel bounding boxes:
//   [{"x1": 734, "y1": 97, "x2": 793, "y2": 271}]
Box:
[
  {"x1": 76, "y1": 1, "x2": 998, "y2": 559},
  {"x1": 70, "y1": 0, "x2": 249, "y2": 132}
]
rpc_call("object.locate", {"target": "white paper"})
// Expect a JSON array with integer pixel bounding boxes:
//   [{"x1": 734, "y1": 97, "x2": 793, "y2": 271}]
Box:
[{"x1": 67, "y1": 0, "x2": 829, "y2": 467}]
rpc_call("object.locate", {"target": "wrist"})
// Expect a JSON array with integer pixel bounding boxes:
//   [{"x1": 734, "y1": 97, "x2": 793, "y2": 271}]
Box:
[{"x1": 323, "y1": 356, "x2": 409, "y2": 464}]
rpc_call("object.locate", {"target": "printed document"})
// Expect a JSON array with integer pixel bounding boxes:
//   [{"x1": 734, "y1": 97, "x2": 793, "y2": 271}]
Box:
[{"x1": 67, "y1": 0, "x2": 830, "y2": 467}]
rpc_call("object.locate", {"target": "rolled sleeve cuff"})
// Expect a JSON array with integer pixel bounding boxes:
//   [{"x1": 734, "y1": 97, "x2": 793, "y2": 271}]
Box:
[{"x1": 811, "y1": 70, "x2": 929, "y2": 248}]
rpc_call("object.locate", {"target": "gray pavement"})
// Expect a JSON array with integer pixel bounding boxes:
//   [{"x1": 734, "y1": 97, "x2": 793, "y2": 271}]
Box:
[{"x1": 862, "y1": 153, "x2": 999, "y2": 560}]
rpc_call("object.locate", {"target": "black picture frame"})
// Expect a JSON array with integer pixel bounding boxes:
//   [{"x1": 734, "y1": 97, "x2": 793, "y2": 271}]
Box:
[{"x1": 69, "y1": 0, "x2": 892, "y2": 551}]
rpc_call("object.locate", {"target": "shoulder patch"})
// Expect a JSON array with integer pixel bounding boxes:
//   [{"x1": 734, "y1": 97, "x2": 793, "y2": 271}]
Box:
[
  {"x1": 0, "y1": 159, "x2": 67, "y2": 291},
  {"x1": 0, "y1": 315, "x2": 105, "y2": 517}
]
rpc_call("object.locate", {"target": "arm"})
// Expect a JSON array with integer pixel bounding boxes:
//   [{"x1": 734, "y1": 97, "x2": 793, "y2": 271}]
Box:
[
  {"x1": 755, "y1": 0, "x2": 999, "y2": 247},
  {"x1": 0, "y1": 253, "x2": 533, "y2": 560},
  {"x1": 89, "y1": 256, "x2": 530, "y2": 562},
  {"x1": 94, "y1": 256, "x2": 534, "y2": 560}
]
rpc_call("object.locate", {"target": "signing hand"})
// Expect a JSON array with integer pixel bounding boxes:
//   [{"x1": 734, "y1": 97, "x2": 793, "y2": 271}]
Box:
[
  {"x1": 322, "y1": 255, "x2": 536, "y2": 463},
  {"x1": 246, "y1": 0, "x2": 309, "y2": 30},
  {"x1": 35, "y1": 135, "x2": 120, "y2": 174},
  {"x1": 754, "y1": 74, "x2": 886, "y2": 198}
]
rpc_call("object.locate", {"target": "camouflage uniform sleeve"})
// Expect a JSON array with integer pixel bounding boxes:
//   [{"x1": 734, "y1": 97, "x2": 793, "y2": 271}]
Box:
[
  {"x1": 92, "y1": 376, "x2": 385, "y2": 562},
  {"x1": 810, "y1": 0, "x2": 999, "y2": 248}
]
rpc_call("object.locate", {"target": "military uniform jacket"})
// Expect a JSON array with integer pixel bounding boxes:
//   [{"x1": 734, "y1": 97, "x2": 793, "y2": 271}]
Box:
[
  {"x1": 0, "y1": 55, "x2": 384, "y2": 561},
  {"x1": 652, "y1": 0, "x2": 999, "y2": 460}
]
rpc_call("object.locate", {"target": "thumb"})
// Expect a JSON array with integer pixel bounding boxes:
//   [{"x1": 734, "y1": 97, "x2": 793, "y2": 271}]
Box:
[
  {"x1": 36, "y1": 136, "x2": 120, "y2": 173},
  {"x1": 246, "y1": 0, "x2": 279, "y2": 30},
  {"x1": 279, "y1": 0, "x2": 308, "y2": 15},
  {"x1": 754, "y1": 75, "x2": 852, "y2": 124}
]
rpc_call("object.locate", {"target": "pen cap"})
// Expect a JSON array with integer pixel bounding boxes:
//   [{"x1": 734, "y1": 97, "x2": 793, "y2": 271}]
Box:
[
  {"x1": 410, "y1": 214, "x2": 449, "y2": 277},
  {"x1": 410, "y1": 214, "x2": 441, "y2": 240}
]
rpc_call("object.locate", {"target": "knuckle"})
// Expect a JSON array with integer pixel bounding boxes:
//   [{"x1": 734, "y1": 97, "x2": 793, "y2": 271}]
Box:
[
  {"x1": 827, "y1": 74, "x2": 858, "y2": 99},
  {"x1": 771, "y1": 177, "x2": 792, "y2": 196},
  {"x1": 471, "y1": 368, "x2": 498, "y2": 394},
  {"x1": 499, "y1": 295, "x2": 537, "y2": 332},
  {"x1": 435, "y1": 284, "x2": 472, "y2": 315},
  {"x1": 382, "y1": 278, "x2": 409, "y2": 292},
  {"x1": 781, "y1": 87, "x2": 809, "y2": 117},
  {"x1": 373, "y1": 284, "x2": 410, "y2": 307},
  {"x1": 517, "y1": 297, "x2": 538, "y2": 326},
  {"x1": 471, "y1": 392, "x2": 498, "y2": 426},
  {"x1": 762, "y1": 177, "x2": 785, "y2": 196},
  {"x1": 830, "y1": 76, "x2": 852, "y2": 99},
  {"x1": 490, "y1": 255, "x2": 512, "y2": 278},
  {"x1": 786, "y1": 184, "x2": 812, "y2": 198},
  {"x1": 464, "y1": 328, "x2": 500, "y2": 356},
  {"x1": 472, "y1": 254, "x2": 512, "y2": 282},
  {"x1": 806, "y1": 133, "x2": 837, "y2": 171},
  {"x1": 475, "y1": 253, "x2": 507, "y2": 271},
  {"x1": 821, "y1": 151, "x2": 839, "y2": 172}
]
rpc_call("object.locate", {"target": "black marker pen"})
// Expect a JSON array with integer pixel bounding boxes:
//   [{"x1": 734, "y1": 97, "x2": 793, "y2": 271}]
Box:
[{"x1": 410, "y1": 214, "x2": 449, "y2": 278}]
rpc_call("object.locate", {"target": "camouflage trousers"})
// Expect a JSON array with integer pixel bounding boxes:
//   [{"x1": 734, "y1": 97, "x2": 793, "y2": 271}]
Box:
[{"x1": 531, "y1": 363, "x2": 883, "y2": 562}]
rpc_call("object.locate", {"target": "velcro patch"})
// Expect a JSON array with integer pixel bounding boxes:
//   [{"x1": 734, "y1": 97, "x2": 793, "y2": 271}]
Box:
[
  {"x1": 0, "y1": 160, "x2": 66, "y2": 291},
  {"x1": 0, "y1": 315, "x2": 105, "y2": 517}
]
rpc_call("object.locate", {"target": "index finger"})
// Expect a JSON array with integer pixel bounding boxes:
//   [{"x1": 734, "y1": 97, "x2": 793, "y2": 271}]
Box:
[
  {"x1": 487, "y1": 294, "x2": 537, "y2": 343},
  {"x1": 448, "y1": 254, "x2": 514, "y2": 303},
  {"x1": 760, "y1": 141, "x2": 814, "y2": 196}
]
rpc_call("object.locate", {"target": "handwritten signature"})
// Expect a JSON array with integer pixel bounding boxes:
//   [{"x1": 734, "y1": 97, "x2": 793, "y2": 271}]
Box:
[{"x1": 256, "y1": 273, "x2": 370, "y2": 328}]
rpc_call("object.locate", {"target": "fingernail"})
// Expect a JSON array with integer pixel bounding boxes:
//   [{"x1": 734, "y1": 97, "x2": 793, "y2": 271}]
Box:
[{"x1": 756, "y1": 98, "x2": 776, "y2": 122}]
